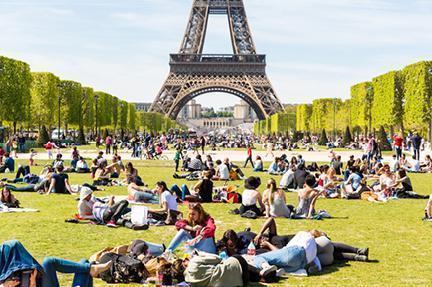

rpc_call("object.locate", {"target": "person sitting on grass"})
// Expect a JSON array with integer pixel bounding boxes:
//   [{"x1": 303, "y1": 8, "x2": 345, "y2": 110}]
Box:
[
  {"x1": 239, "y1": 176, "x2": 265, "y2": 217},
  {"x1": 393, "y1": 169, "x2": 429, "y2": 199},
  {"x1": 165, "y1": 203, "x2": 217, "y2": 254},
  {"x1": 0, "y1": 186, "x2": 20, "y2": 208},
  {"x1": 213, "y1": 159, "x2": 230, "y2": 181},
  {"x1": 262, "y1": 179, "x2": 292, "y2": 218},
  {"x1": 0, "y1": 240, "x2": 112, "y2": 287},
  {"x1": 172, "y1": 170, "x2": 214, "y2": 202},
  {"x1": 46, "y1": 165, "x2": 74, "y2": 195},
  {"x1": 420, "y1": 155, "x2": 432, "y2": 172},
  {"x1": 253, "y1": 155, "x2": 264, "y2": 172},
  {"x1": 292, "y1": 175, "x2": 322, "y2": 219},
  {"x1": 125, "y1": 162, "x2": 143, "y2": 185},
  {"x1": 52, "y1": 153, "x2": 64, "y2": 170},
  {"x1": 0, "y1": 153, "x2": 14, "y2": 173},
  {"x1": 341, "y1": 166, "x2": 365, "y2": 199},
  {"x1": 148, "y1": 181, "x2": 180, "y2": 225},
  {"x1": 76, "y1": 157, "x2": 90, "y2": 173}
]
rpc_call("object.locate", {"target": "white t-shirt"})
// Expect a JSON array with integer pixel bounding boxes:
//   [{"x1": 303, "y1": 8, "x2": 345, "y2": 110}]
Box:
[
  {"x1": 161, "y1": 190, "x2": 178, "y2": 211},
  {"x1": 242, "y1": 189, "x2": 258, "y2": 206},
  {"x1": 218, "y1": 164, "x2": 229, "y2": 180},
  {"x1": 287, "y1": 231, "x2": 317, "y2": 264}
]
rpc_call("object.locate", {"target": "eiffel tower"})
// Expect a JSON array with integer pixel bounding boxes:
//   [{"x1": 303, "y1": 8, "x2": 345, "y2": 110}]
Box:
[{"x1": 150, "y1": 0, "x2": 284, "y2": 120}]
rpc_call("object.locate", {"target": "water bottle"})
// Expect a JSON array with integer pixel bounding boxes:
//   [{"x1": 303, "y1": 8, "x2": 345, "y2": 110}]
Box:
[
  {"x1": 247, "y1": 241, "x2": 256, "y2": 256},
  {"x1": 219, "y1": 251, "x2": 228, "y2": 261}
]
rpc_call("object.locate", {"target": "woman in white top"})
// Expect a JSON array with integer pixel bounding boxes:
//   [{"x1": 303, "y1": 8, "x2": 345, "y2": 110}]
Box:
[
  {"x1": 263, "y1": 178, "x2": 291, "y2": 218},
  {"x1": 149, "y1": 181, "x2": 181, "y2": 225},
  {"x1": 239, "y1": 176, "x2": 264, "y2": 216}
]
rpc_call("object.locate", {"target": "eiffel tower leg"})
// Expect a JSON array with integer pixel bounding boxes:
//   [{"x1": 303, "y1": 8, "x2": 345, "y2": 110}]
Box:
[{"x1": 149, "y1": 73, "x2": 184, "y2": 116}]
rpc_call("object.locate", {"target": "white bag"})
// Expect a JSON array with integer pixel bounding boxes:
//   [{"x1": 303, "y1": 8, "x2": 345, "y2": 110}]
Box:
[{"x1": 131, "y1": 204, "x2": 148, "y2": 225}]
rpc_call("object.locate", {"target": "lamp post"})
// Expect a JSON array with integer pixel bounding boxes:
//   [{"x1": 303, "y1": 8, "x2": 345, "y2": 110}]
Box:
[
  {"x1": 366, "y1": 86, "x2": 373, "y2": 135},
  {"x1": 57, "y1": 83, "x2": 62, "y2": 142},
  {"x1": 94, "y1": 94, "x2": 99, "y2": 138},
  {"x1": 333, "y1": 98, "x2": 336, "y2": 140}
]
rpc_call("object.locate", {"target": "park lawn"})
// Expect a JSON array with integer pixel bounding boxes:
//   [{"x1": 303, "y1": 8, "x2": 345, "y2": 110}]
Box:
[{"x1": 1, "y1": 159, "x2": 432, "y2": 286}]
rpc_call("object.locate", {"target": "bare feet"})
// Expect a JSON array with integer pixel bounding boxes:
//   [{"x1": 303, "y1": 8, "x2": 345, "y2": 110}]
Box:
[{"x1": 89, "y1": 260, "x2": 113, "y2": 278}]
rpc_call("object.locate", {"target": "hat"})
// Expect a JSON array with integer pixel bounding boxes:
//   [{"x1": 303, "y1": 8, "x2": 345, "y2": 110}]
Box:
[
  {"x1": 226, "y1": 185, "x2": 237, "y2": 193},
  {"x1": 244, "y1": 176, "x2": 261, "y2": 190},
  {"x1": 79, "y1": 187, "x2": 93, "y2": 200}
]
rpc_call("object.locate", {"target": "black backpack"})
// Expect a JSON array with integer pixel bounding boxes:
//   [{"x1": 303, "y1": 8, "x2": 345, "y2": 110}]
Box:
[{"x1": 99, "y1": 252, "x2": 148, "y2": 284}]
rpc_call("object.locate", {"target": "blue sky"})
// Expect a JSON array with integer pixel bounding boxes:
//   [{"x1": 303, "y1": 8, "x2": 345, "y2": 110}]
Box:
[{"x1": 0, "y1": 0, "x2": 431, "y2": 109}]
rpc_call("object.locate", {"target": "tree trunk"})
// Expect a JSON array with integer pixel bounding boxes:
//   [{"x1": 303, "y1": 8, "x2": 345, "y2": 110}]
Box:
[{"x1": 13, "y1": 122, "x2": 17, "y2": 134}]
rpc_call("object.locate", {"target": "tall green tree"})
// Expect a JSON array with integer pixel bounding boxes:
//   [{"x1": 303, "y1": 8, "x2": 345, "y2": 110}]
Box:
[
  {"x1": 350, "y1": 82, "x2": 373, "y2": 134},
  {"x1": 112, "y1": 97, "x2": 119, "y2": 131},
  {"x1": 0, "y1": 56, "x2": 32, "y2": 132},
  {"x1": 58, "y1": 80, "x2": 82, "y2": 132},
  {"x1": 82, "y1": 87, "x2": 95, "y2": 131},
  {"x1": 402, "y1": 61, "x2": 432, "y2": 140},
  {"x1": 118, "y1": 100, "x2": 128, "y2": 131},
  {"x1": 30, "y1": 72, "x2": 59, "y2": 129},
  {"x1": 128, "y1": 103, "x2": 136, "y2": 131},
  {"x1": 296, "y1": 104, "x2": 312, "y2": 132},
  {"x1": 371, "y1": 71, "x2": 404, "y2": 133}
]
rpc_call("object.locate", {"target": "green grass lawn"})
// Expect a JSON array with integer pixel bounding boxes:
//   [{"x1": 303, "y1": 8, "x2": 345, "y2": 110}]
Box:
[{"x1": 1, "y1": 159, "x2": 431, "y2": 286}]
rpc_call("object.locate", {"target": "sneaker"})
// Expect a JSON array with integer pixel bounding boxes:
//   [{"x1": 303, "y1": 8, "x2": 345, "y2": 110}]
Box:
[
  {"x1": 155, "y1": 221, "x2": 166, "y2": 226},
  {"x1": 106, "y1": 220, "x2": 117, "y2": 228},
  {"x1": 357, "y1": 248, "x2": 369, "y2": 258},
  {"x1": 259, "y1": 265, "x2": 277, "y2": 277}
]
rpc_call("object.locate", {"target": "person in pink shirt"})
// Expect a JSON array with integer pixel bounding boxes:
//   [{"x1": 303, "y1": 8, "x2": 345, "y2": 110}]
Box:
[{"x1": 166, "y1": 203, "x2": 217, "y2": 254}]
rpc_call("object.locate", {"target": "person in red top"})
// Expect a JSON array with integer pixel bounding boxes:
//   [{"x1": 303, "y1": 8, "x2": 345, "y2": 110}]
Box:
[
  {"x1": 44, "y1": 141, "x2": 57, "y2": 160},
  {"x1": 393, "y1": 133, "x2": 404, "y2": 160},
  {"x1": 166, "y1": 203, "x2": 217, "y2": 254},
  {"x1": 243, "y1": 144, "x2": 254, "y2": 168},
  {"x1": 0, "y1": 146, "x2": 5, "y2": 165}
]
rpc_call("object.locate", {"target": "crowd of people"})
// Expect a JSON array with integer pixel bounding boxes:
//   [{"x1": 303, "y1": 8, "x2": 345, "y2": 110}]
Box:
[{"x1": 1, "y1": 129, "x2": 432, "y2": 286}]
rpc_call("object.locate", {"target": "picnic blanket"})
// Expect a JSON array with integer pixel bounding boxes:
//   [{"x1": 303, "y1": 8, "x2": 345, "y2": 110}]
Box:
[{"x1": 0, "y1": 208, "x2": 39, "y2": 213}]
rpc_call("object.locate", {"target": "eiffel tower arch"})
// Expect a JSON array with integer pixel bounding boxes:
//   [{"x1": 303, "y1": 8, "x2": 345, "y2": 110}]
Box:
[{"x1": 150, "y1": 0, "x2": 284, "y2": 120}]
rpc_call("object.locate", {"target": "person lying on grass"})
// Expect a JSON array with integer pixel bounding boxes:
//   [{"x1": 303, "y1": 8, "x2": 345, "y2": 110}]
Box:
[
  {"x1": 0, "y1": 240, "x2": 112, "y2": 287},
  {"x1": 127, "y1": 179, "x2": 158, "y2": 203},
  {"x1": 0, "y1": 186, "x2": 20, "y2": 208}
]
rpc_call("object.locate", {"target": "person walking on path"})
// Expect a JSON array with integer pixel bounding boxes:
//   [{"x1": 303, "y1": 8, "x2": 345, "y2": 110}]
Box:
[
  {"x1": 244, "y1": 144, "x2": 255, "y2": 168},
  {"x1": 393, "y1": 133, "x2": 404, "y2": 160},
  {"x1": 412, "y1": 132, "x2": 422, "y2": 160}
]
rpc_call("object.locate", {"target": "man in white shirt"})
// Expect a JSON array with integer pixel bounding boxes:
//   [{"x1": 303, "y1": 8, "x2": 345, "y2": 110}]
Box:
[
  {"x1": 215, "y1": 160, "x2": 229, "y2": 181},
  {"x1": 389, "y1": 155, "x2": 400, "y2": 172},
  {"x1": 410, "y1": 155, "x2": 421, "y2": 172}
]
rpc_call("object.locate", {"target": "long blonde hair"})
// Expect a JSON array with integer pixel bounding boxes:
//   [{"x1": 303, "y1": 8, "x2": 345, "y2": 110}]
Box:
[
  {"x1": 267, "y1": 178, "x2": 278, "y2": 204},
  {"x1": 187, "y1": 203, "x2": 210, "y2": 226}
]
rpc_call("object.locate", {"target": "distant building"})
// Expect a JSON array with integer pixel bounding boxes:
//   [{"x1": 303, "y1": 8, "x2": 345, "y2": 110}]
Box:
[
  {"x1": 234, "y1": 100, "x2": 250, "y2": 119},
  {"x1": 135, "y1": 103, "x2": 152, "y2": 112}
]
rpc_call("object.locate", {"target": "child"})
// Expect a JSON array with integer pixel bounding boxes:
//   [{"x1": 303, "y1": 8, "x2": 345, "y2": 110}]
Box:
[
  {"x1": 29, "y1": 149, "x2": 37, "y2": 166},
  {"x1": 174, "y1": 149, "x2": 181, "y2": 172}
]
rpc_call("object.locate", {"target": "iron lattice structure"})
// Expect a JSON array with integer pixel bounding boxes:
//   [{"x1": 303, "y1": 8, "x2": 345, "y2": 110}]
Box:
[{"x1": 150, "y1": 0, "x2": 284, "y2": 120}]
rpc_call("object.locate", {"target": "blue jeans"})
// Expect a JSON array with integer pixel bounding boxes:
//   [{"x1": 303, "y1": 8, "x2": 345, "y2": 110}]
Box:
[
  {"x1": 146, "y1": 241, "x2": 165, "y2": 257},
  {"x1": 171, "y1": 184, "x2": 190, "y2": 200},
  {"x1": 42, "y1": 257, "x2": 92, "y2": 287},
  {"x1": 167, "y1": 229, "x2": 216, "y2": 254},
  {"x1": 134, "y1": 191, "x2": 158, "y2": 203},
  {"x1": 254, "y1": 246, "x2": 307, "y2": 273}
]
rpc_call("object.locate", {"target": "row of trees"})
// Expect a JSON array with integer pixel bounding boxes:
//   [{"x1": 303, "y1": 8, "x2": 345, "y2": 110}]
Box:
[
  {"x1": 0, "y1": 55, "x2": 181, "y2": 139},
  {"x1": 295, "y1": 60, "x2": 432, "y2": 140}
]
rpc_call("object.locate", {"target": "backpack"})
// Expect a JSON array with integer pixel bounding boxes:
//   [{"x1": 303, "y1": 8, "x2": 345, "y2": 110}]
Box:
[
  {"x1": 227, "y1": 192, "x2": 241, "y2": 204},
  {"x1": 99, "y1": 253, "x2": 148, "y2": 284},
  {"x1": 241, "y1": 210, "x2": 257, "y2": 219}
]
